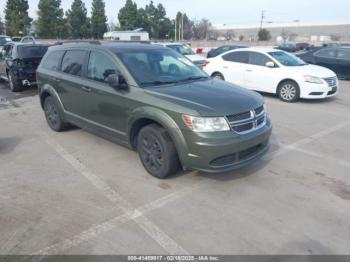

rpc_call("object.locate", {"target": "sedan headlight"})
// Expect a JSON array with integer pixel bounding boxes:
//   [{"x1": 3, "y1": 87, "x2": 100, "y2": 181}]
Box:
[
  {"x1": 182, "y1": 115, "x2": 230, "y2": 132},
  {"x1": 303, "y1": 75, "x2": 323, "y2": 84}
]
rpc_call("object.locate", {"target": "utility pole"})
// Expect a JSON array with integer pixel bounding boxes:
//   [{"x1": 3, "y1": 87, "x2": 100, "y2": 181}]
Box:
[
  {"x1": 260, "y1": 10, "x2": 265, "y2": 30},
  {"x1": 181, "y1": 13, "x2": 184, "y2": 41},
  {"x1": 175, "y1": 17, "x2": 177, "y2": 41}
]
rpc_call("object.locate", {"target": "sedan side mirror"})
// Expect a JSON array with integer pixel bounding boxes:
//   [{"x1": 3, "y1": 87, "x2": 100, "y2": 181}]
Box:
[
  {"x1": 107, "y1": 73, "x2": 128, "y2": 90},
  {"x1": 265, "y1": 61, "x2": 275, "y2": 68}
]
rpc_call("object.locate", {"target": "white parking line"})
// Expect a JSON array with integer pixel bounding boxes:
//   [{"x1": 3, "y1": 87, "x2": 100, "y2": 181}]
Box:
[
  {"x1": 36, "y1": 130, "x2": 188, "y2": 255},
  {"x1": 25, "y1": 182, "x2": 204, "y2": 260},
  {"x1": 268, "y1": 121, "x2": 350, "y2": 158}
]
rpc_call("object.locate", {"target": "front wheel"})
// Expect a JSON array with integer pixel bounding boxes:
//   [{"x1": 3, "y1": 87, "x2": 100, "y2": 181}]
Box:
[
  {"x1": 277, "y1": 81, "x2": 300, "y2": 102},
  {"x1": 8, "y1": 71, "x2": 22, "y2": 92},
  {"x1": 137, "y1": 124, "x2": 180, "y2": 178}
]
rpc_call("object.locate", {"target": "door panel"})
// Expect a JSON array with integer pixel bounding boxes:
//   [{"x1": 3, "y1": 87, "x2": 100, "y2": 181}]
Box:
[{"x1": 221, "y1": 51, "x2": 249, "y2": 87}]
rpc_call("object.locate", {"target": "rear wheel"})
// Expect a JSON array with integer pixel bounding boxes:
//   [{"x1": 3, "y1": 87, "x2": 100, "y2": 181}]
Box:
[
  {"x1": 212, "y1": 72, "x2": 225, "y2": 80},
  {"x1": 8, "y1": 71, "x2": 22, "y2": 92},
  {"x1": 277, "y1": 81, "x2": 300, "y2": 102},
  {"x1": 137, "y1": 124, "x2": 180, "y2": 178},
  {"x1": 43, "y1": 96, "x2": 69, "y2": 132}
]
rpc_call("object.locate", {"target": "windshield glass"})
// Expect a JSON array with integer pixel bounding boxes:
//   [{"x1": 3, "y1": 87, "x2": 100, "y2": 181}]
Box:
[
  {"x1": 116, "y1": 48, "x2": 208, "y2": 87},
  {"x1": 0, "y1": 37, "x2": 12, "y2": 46},
  {"x1": 268, "y1": 51, "x2": 307, "y2": 66},
  {"x1": 167, "y1": 45, "x2": 195, "y2": 55},
  {"x1": 18, "y1": 45, "x2": 49, "y2": 58}
]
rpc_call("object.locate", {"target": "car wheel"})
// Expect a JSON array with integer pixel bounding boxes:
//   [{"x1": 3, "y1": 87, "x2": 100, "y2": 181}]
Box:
[
  {"x1": 43, "y1": 96, "x2": 68, "y2": 132},
  {"x1": 8, "y1": 71, "x2": 22, "y2": 92},
  {"x1": 137, "y1": 124, "x2": 180, "y2": 178},
  {"x1": 278, "y1": 81, "x2": 300, "y2": 102},
  {"x1": 212, "y1": 72, "x2": 225, "y2": 80}
]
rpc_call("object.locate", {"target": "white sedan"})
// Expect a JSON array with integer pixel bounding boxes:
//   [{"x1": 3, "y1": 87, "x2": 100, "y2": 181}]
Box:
[{"x1": 203, "y1": 47, "x2": 339, "y2": 102}]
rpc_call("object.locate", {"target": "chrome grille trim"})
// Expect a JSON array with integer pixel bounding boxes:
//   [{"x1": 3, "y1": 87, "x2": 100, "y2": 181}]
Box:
[
  {"x1": 323, "y1": 77, "x2": 337, "y2": 87},
  {"x1": 226, "y1": 105, "x2": 267, "y2": 134}
]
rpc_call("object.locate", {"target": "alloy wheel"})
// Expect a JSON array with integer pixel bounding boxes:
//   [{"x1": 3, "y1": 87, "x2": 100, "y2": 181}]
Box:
[
  {"x1": 140, "y1": 134, "x2": 163, "y2": 173},
  {"x1": 44, "y1": 100, "x2": 59, "y2": 128},
  {"x1": 280, "y1": 84, "x2": 296, "y2": 101}
]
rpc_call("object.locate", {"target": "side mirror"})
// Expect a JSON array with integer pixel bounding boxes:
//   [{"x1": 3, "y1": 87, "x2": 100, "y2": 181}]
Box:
[
  {"x1": 107, "y1": 73, "x2": 128, "y2": 90},
  {"x1": 265, "y1": 61, "x2": 275, "y2": 68}
]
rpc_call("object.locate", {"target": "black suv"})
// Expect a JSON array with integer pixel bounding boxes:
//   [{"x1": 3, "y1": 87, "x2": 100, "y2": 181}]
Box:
[
  {"x1": 0, "y1": 43, "x2": 49, "y2": 92},
  {"x1": 37, "y1": 42, "x2": 272, "y2": 178}
]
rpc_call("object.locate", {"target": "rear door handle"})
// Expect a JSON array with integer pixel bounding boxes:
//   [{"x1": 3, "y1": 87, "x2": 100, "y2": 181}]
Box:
[
  {"x1": 52, "y1": 77, "x2": 61, "y2": 82},
  {"x1": 81, "y1": 86, "x2": 91, "y2": 92},
  {"x1": 223, "y1": 66, "x2": 228, "y2": 69},
  {"x1": 246, "y1": 69, "x2": 253, "y2": 72}
]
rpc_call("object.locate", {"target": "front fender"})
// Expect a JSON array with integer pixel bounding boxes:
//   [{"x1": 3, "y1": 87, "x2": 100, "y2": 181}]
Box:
[{"x1": 127, "y1": 107, "x2": 189, "y2": 163}]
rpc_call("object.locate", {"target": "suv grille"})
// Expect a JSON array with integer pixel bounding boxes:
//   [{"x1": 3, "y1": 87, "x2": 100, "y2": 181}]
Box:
[
  {"x1": 226, "y1": 105, "x2": 266, "y2": 134},
  {"x1": 323, "y1": 77, "x2": 337, "y2": 87}
]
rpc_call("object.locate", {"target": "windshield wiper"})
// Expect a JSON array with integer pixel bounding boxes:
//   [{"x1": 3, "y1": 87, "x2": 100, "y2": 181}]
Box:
[
  {"x1": 177, "y1": 76, "x2": 209, "y2": 82},
  {"x1": 141, "y1": 80, "x2": 177, "y2": 87}
]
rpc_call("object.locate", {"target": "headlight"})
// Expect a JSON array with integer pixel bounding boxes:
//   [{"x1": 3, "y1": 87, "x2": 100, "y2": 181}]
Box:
[
  {"x1": 182, "y1": 115, "x2": 230, "y2": 132},
  {"x1": 303, "y1": 75, "x2": 323, "y2": 84}
]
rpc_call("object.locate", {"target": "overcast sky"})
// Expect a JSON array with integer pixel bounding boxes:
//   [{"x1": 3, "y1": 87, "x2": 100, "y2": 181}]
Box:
[{"x1": 1, "y1": 0, "x2": 350, "y2": 26}]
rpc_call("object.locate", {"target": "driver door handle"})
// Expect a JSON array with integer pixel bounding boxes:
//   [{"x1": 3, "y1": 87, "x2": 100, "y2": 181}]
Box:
[{"x1": 81, "y1": 86, "x2": 91, "y2": 92}]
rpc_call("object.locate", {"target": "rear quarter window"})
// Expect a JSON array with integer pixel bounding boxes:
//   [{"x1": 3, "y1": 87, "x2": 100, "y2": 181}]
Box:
[
  {"x1": 41, "y1": 50, "x2": 65, "y2": 71},
  {"x1": 222, "y1": 51, "x2": 249, "y2": 63}
]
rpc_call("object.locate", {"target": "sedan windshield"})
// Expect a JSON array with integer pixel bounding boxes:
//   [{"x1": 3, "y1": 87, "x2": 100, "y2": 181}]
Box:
[
  {"x1": 268, "y1": 51, "x2": 307, "y2": 66},
  {"x1": 167, "y1": 45, "x2": 195, "y2": 55},
  {"x1": 116, "y1": 48, "x2": 208, "y2": 87}
]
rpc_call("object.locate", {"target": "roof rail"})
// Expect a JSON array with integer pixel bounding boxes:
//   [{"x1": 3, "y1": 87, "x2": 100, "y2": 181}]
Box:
[{"x1": 54, "y1": 40, "x2": 101, "y2": 45}]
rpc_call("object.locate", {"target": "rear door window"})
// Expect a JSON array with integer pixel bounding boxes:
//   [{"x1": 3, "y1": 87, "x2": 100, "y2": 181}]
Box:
[
  {"x1": 41, "y1": 50, "x2": 65, "y2": 71},
  {"x1": 222, "y1": 51, "x2": 249, "y2": 63},
  {"x1": 61, "y1": 50, "x2": 87, "y2": 76},
  {"x1": 337, "y1": 49, "x2": 350, "y2": 61},
  {"x1": 315, "y1": 48, "x2": 337, "y2": 59}
]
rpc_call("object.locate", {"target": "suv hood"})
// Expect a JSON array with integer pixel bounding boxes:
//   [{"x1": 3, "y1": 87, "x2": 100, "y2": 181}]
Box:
[
  {"x1": 146, "y1": 79, "x2": 263, "y2": 116},
  {"x1": 286, "y1": 64, "x2": 336, "y2": 78}
]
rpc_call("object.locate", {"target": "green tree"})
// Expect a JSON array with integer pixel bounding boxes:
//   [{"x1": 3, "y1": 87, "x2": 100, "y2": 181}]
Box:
[
  {"x1": 91, "y1": 0, "x2": 107, "y2": 39},
  {"x1": 37, "y1": 0, "x2": 68, "y2": 38},
  {"x1": 0, "y1": 17, "x2": 5, "y2": 34},
  {"x1": 67, "y1": 0, "x2": 90, "y2": 38},
  {"x1": 4, "y1": 0, "x2": 32, "y2": 36},
  {"x1": 118, "y1": 0, "x2": 138, "y2": 30},
  {"x1": 258, "y1": 28, "x2": 271, "y2": 41},
  {"x1": 145, "y1": 1, "x2": 171, "y2": 39}
]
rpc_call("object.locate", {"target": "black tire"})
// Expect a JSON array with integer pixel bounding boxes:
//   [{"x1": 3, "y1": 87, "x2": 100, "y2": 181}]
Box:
[
  {"x1": 43, "y1": 96, "x2": 69, "y2": 132},
  {"x1": 277, "y1": 80, "x2": 300, "y2": 102},
  {"x1": 212, "y1": 72, "x2": 225, "y2": 80},
  {"x1": 8, "y1": 71, "x2": 23, "y2": 92},
  {"x1": 137, "y1": 124, "x2": 180, "y2": 178}
]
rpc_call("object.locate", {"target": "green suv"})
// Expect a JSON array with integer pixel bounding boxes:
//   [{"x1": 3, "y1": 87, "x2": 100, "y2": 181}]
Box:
[{"x1": 37, "y1": 42, "x2": 272, "y2": 178}]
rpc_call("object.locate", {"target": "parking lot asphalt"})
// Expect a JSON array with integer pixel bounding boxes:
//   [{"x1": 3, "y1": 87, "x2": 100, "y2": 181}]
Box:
[{"x1": 0, "y1": 80, "x2": 350, "y2": 255}]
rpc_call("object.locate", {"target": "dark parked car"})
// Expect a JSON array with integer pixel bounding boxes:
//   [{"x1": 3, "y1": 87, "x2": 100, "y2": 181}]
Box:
[
  {"x1": 207, "y1": 45, "x2": 248, "y2": 58},
  {"x1": 0, "y1": 35, "x2": 12, "y2": 52},
  {"x1": 11, "y1": 36, "x2": 22, "y2": 42},
  {"x1": 37, "y1": 42, "x2": 272, "y2": 178},
  {"x1": 297, "y1": 46, "x2": 350, "y2": 79},
  {"x1": 0, "y1": 42, "x2": 49, "y2": 91},
  {"x1": 275, "y1": 43, "x2": 297, "y2": 53},
  {"x1": 296, "y1": 42, "x2": 310, "y2": 51}
]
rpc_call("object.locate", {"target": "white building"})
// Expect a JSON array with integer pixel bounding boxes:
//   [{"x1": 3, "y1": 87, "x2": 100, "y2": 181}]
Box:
[{"x1": 103, "y1": 29, "x2": 149, "y2": 41}]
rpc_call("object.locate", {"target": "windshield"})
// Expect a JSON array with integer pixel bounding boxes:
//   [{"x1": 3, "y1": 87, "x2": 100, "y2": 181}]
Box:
[
  {"x1": 18, "y1": 45, "x2": 49, "y2": 58},
  {"x1": 116, "y1": 48, "x2": 208, "y2": 87},
  {"x1": 167, "y1": 45, "x2": 195, "y2": 55},
  {"x1": 0, "y1": 37, "x2": 12, "y2": 46},
  {"x1": 268, "y1": 51, "x2": 307, "y2": 66}
]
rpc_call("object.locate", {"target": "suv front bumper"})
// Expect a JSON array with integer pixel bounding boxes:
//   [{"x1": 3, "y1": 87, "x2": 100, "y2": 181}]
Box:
[{"x1": 180, "y1": 118, "x2": 272, "y2": 173}]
